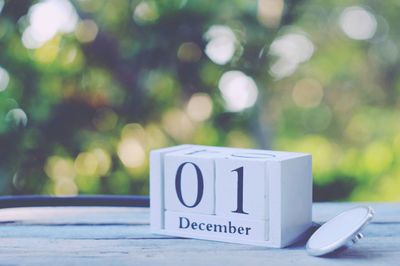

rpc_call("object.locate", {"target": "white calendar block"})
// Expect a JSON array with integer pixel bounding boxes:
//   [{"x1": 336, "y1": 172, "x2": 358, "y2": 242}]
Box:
[
  {"x1": 150, "y1": 144, "x2": 312, "y2": 248},
  {"x1": 215, "y1": 156, "x2": 268, "y2": 220},
  {"x1": 163, "y1": 147, "x2": 229, "y2": 214}
]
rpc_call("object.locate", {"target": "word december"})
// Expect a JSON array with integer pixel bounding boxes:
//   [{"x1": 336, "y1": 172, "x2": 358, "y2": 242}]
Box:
[{"x1": 179, "y1": 217, "x2": 252, "y2": 235}]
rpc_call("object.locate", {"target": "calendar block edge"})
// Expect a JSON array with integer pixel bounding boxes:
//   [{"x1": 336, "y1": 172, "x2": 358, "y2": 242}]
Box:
[{"x1": 276, "y1": 154, "x2": 313, "y2": 247}]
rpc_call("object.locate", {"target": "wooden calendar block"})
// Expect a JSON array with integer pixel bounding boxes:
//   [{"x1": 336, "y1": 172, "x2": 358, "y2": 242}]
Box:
[
  {"x1": 215, "y1": 156, "x2": 268, "y2": 220},
  {"x1": 163, "y1": 147, "x2": 229, "y2": 214},
  {"x1": 150, "y1": 144, "x2": 312, "y2": 248}
]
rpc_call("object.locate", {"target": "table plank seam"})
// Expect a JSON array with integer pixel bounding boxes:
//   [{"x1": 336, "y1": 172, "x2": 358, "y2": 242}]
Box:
[{"x1": 0, "y1": 223, "x2": 150, "y2": 226}]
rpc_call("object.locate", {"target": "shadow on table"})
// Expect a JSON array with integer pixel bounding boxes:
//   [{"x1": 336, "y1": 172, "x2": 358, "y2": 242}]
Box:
[{"x1": 289, "y1": 222, "x2": 320, "y2": 248}]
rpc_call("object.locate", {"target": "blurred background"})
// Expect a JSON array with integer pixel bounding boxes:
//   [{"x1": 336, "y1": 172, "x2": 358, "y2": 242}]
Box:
[{"x1": 0, "y1": 0, "x2": 399, "y2": 201}]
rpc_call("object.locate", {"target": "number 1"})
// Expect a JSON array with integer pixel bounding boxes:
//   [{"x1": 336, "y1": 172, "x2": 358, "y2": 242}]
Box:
[{"x1": 231, "y1": 166, "x2": 248, "y2": 214}]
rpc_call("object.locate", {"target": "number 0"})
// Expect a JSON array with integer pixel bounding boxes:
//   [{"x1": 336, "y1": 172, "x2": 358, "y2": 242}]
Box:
[{"x1": 175, "y1": 162, "x2": 204, "y2": 208}]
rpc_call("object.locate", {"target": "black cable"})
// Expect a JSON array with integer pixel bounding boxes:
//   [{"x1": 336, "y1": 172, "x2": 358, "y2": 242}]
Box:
[{"x1": 0, "y1": 195, "x2": 150, "y2": 209}]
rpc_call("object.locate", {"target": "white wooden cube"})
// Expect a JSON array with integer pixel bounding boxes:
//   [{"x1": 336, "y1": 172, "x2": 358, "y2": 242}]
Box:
[
  {"x1": 150, "y1": 144, "x2": 312, "y2": 248},
  {"x1": 164, "y1": 147, "x2": 229, "y2": 214},
  {"x1": 215, "y1": 155, "x2": 269, "y2": 220}
]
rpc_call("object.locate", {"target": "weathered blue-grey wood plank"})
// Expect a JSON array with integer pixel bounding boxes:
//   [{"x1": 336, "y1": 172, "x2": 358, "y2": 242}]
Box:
[
  {"x1": 0, "y1": 203, "x2": 398, "y2": 266},
  {"x1": 312, "y1": 202, "x2": 400, "y2": 223},
  {"x1": 0, "y1": 207, "x2": 149, "y2": 224}
]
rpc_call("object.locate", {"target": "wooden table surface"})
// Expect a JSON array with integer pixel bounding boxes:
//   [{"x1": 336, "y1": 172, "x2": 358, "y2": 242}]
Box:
[{"x1": 0, "y1": 203, "x2": 398, "y2": 265}]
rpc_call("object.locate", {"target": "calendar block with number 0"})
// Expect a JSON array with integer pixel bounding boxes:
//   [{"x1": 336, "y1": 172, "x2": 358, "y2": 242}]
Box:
[{"x1": 150, "y1": 145, "x2": 312, "y2": 247}]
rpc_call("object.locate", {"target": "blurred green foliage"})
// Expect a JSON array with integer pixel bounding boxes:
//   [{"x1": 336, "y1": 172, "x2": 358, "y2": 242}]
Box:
[{"x1": 0, "y1": 0, "x2": 400, "y2": 201}]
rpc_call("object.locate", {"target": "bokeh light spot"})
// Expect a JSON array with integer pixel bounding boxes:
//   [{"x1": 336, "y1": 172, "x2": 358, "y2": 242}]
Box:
[
  {"x1": 34, "y1": 36, "x2": 60, "y2": 64},
  {"x1": 186, "y1": 93, "x2": 213, "y2": 122},
  {"x1": 145, "y1": 123, "x2": 168, "y2": 149},
  {"x1": 218, "y1": 71, "x2": 258, "y2": 112},
  {"x1": 269, "y1": 33, "x2": 314, "y2": 79},
  {"x1": 257, "y1": 0, "x2": 284, "y2": 28},
  {"x1": 133, "y1": 1, "x2": 159, "y2": 24},
  {"x1": 92, "y1": 148, "x2": 112, "y2": 175},
  {"x1": 117, "y1": 138, "x2": 146, "y2": 168},
  {"x1": 74, "y1": 152, "x2": 99, "y2": 177},
  {"x1": 5, "y1": 108, "x2": 28, "y2": 128},
  {"x1": 22, "y1": 0, "x2": 78, "y2": 49},
  {"x1": 75, "y1": 19, "x2": 99, "y2": 43},
  {"x1": 122, "y1": 123, "x2": 147, "y2": 144},
  {"x1": 339, "y1": 6, "x2": 377, "y2": 41},
  {"x1": 54, "y1": 178, "x2": 78, "y2": 196},
  {"x1": 204, "y1": 25, "x2": 237, "y2": 65},
  {"x1": 0, "y1": 66, "x2": 10, "y2": 92},
  {"x1": 59, "y1": 45, "x2": 83, "y2": 67},
  {"x1": 162, "y1": 109, "x2": 194, "y2": 141},
  {"x1": 45, "y1": 156, "x2": 75, "y2": 180},
  {"x1": 0, "y1": 0, "x2": 4, "y2": 14}
]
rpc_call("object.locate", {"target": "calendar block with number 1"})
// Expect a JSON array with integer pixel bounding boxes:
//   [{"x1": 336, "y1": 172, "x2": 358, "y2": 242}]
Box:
[{"x1": 150, "y1": 145, "x2": 312, "y2": 248}]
